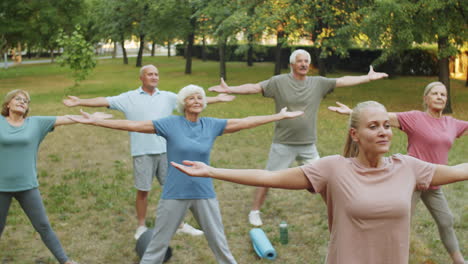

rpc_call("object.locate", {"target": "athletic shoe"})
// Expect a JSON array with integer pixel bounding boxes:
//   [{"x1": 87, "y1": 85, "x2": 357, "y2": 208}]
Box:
[
  {"x1": 248, "y1": 210, "x2": 263, "y2": 226},
  {"x1": 134, "y1": 225, "x2": 148, "y2": 240},
  {"x1": 176, "y1": 223, "x2": 204, "y2": 236}
]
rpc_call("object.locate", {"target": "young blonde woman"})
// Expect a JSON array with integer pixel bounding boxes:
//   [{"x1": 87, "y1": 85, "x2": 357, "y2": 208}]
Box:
[
  {"x1": 0, "y1": 89, "x2": 109, "y2": 264},
  {"x1": 172, "y1": 101, "x2": 468, "y2": 264},
  {"x1": 67, "y1": 84, "x2": 303, "y2": 264},
  {"x1": 328, "y1": 82, "x2": 468, "y2": 264}
]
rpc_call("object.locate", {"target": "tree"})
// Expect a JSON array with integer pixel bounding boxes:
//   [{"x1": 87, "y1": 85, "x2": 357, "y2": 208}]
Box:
[
  {"x1": 254, "y1": 0, "x2": 303, "y2": 75},
  {"x1": 56, "y1": 26, "x2": 96, "y2": 85},
  {"x1": 201, "y1": 0, "x2": 243, "y2": 80},
  {"x1": 93, "y1": 0, "x2": 139, "y2": 65},
  {"x1": 301, "y1": 0, "x2": 365, "y2": 76},
  {"x1": 0, "y1": 0, "x2": 35, "y2": 66},
  {"x1": 351, "y1": 0, "x2": 468, "y2": 113}
]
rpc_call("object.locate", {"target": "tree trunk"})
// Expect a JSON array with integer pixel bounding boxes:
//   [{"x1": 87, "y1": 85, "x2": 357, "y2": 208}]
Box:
[
  {"x1": 3, "y1": 52, "x2": 8, "y2": 69},
  {"x1": 136, "y1": 34, "x2": 145, "y2": 67},
  {"x1": 315, "y1": 48, "x2": 327, "y2": 76},
  {"x1": 120, "y1": 39, "x2": 128, "y2": 65},
  {"x1": 35, "y1": 47, "x2": 41, "y2": 58},
  {"x1": 274, "y1": 30, "x2": 285, "y2": 75},
  {"x1": 150, "y1": 42, "x2": 155, "y2": 57},
  {"x1": 219, "y1": 40, "x2": 227, "y2": 80},
  {"x1": 50, "y1": 48, "x2": 54, "y2": 63},
  {"x1": 167, "y1": 41, "x2": 171, "y2": 57},
  {"x1": 185, "y1": 32, "x2": 194, "y2": 74},
  {"x1": 438, "y1": 37, "x2": 452, "y2": 113},
  {"x1": 112, "y1": 41, "x2": 117, "y2": 59},
  {"x1": 202, "y1": 35, "x2": 207, "y2": 62},
  {"x1": 247, "y1": 33, "x2": 253, "y2": 67},
  {"x1": 465, "y1": 52, "x2": 468, "y2": 87}
]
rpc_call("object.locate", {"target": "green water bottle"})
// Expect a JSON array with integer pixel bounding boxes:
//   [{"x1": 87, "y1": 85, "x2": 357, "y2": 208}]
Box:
[{"x1": 279, "y1": 221, "x2": 288, "y2": 245}]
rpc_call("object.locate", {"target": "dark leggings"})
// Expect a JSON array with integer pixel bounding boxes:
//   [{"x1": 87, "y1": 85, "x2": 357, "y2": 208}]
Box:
[{"x1": 0, "y1": 188, "x2": 69, "y2": 263}]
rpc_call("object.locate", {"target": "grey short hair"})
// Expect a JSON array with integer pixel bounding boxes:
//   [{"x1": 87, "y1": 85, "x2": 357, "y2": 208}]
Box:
[
  {"x1": 139, "y1": 64, "x2": 157, "y2": 76},
  {"x1": 289, "y1": 49, "x2": 311, "y2": 64},
  {"x1": 422, "y1": 81, "x2": 446, "y2": 110},
  {"x1": 176, "y1": 85, "x2": 207, "y2": 113}
]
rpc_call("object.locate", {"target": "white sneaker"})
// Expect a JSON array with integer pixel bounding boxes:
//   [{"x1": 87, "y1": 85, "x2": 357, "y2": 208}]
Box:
[
  {"x1": 248, "y1": 210, "x2": 263, "y2": 226},
  {"x1": 176, "y1": 223, "x2": 204, "y2": 236},
  {"x1": 134, "y1": 225, "x2": 148, "y2": 240}
]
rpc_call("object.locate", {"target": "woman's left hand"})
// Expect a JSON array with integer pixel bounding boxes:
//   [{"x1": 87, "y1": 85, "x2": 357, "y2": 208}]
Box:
[
  {"x1": 171, "y1": 160, "x2": 212, "y2": 177},
  {"x1": 216, "y1": 93, "x2": 236, "y2": 102},
  {"x1": 66, "y1": 109, "x2": 111, "y2": 124},
  {"x1": 279, "y1": 107, "x2": 304, "y2": 119}
]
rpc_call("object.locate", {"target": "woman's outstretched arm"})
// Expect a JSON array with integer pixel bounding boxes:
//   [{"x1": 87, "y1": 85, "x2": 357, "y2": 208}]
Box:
[
  {"x1": 328, "y1": 101, "x2": 401, "y2": 128},
  {"x1": 54, "y1": 112, "x2": 113, "y2": 127},
  {"x1": 171, "y1": 160, "x2": 313, "y2": 190},
  {"x1": 66, "y1": 110, "x2": 155, "y2": 133},
  {"x1": 431, "y1": 163, "x2": 468, "y2": 186}
]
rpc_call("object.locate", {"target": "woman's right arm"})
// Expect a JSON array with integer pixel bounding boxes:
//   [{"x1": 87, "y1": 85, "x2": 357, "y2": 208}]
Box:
[
  {"x1": 171, "y1": 160, "x2": 313, "y2": 190},
  {"x1": 327, "y1": 101, "x2": 401, "y2": 128},
  {"x1": 67, "y1": 110, "x2": 155, "y2": 133}
]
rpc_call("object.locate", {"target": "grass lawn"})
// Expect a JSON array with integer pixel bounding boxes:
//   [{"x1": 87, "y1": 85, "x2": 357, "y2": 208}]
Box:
[{"x1": 0, "y1": 56, "x2": 466, "y2": 263}]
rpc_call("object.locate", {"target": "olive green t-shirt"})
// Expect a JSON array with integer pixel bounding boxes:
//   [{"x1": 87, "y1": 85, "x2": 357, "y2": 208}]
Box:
[
  {"x1": 260, "y1": 73, "x2": 336, "y2": 144},
  {"x1": 0, "y1": 116, "x2": 56, "y2": 191}
]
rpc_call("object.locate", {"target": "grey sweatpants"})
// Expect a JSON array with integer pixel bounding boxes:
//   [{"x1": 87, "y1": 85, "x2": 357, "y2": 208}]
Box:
[
  {"x1": 412, "y1": 188, "x2": 460, "y2": 254},
  {"x1": 140, "y1": 198, "x2": 237, "y2": 264},
  {"x1": 0, "y1": 188, "x2": 69, "y2": 263}
]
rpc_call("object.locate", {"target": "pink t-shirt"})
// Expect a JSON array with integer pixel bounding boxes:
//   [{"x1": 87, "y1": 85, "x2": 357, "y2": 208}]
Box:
[
  {"x1": 301, "y1": 154, "x2": 435, "y2": 264},
  {"x1": 397, "y1": 110, "x2": 468, "y2": 189}
]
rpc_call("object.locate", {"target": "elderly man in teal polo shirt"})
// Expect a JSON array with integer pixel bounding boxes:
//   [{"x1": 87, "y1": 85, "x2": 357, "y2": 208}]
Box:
[{"x1": 63, "y1": 64, "x2": 234, "y2": 239}]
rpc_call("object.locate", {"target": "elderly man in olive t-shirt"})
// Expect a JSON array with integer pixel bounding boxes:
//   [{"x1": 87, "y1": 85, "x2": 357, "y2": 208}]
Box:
[{"x1": 208, "y1": 49, "x2": 388, "y2": 226}]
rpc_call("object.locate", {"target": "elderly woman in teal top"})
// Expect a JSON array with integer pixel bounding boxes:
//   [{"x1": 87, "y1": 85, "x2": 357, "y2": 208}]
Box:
[
  {"x1": 0, "y1": 89, "x2": 108, "y2": 264},
  {"x1": 68, "y1": 84, "x2": 303, "y2": 264}
]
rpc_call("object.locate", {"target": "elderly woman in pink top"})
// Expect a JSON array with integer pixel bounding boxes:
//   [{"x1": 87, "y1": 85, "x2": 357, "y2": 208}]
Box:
[
  {"x1": 329, "y1": 82, "x2": 468, "y2": 264},
  {"x1": 171, "y1": 100, "x2": 468, "y2": 264}
]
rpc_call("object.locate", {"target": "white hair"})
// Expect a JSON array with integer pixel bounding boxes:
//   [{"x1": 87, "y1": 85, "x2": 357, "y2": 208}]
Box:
[
  {"x1": 176, "y1": 84, "x2": 207, "y2": 113},
  {"x1": 139, "y1": 64, "x2": 157, "y2": 76},
  {"x1": 289, "y1": 49, "x2": 311, "y2": 64}
]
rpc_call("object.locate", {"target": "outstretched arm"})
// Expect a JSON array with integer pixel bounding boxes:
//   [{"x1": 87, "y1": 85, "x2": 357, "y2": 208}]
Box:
[
  {"x1": 66, "y1": 110, "x2": 155, "y2": 133},
  {"x1": 335, "y1": 66, "x2": 388, "y2": 88},
  {"x1": 431, "y1": 163, "x2": 468, "y2": 186},
  {"x1": 206, "y1": 93, "x2": 236, "y2": 104},
  {"x1": 223, "y1": 107, "x2": 304, "y2": 134},
  {"x1": 63, "y1": 96, "x2": 110, "y2": 107},
  {"x1": 327, "y1": 101, "x2": 401, "y2": 128},
  {"x1": 54, "y1": 112, "x2": 113, "y2": 127},
  {"x1": 171, "y1": 160, "x2": 312, "y2": 190},
  {"x1": 208, "y1": 78, "x2": 263, "y2": 94}
]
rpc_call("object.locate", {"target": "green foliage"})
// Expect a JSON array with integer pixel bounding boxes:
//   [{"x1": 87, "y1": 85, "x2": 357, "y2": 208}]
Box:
[
  {"x1": 176, "y1": 44, "x2": 440, "y2": 76},
  {"x1": 56, "y1": 25, "x2": 96, "y2": 85}
]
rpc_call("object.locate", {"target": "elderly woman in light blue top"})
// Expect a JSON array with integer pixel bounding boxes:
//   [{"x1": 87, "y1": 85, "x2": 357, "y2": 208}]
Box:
[
  {"x1": 68, "y1": 84, "x2": 303, "y2": 264},
  {"x1": 0, "y1": 89, "x2": 109, "y2": 264}
]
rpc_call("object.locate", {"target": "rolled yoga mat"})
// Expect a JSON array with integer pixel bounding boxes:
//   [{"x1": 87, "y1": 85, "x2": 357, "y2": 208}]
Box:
[
  {"x1": 135, "y1": 228, "x2": 173, "y2": 263},
  {"x1": 249, "y1": 228, "x2": 277, "y2": 260}
]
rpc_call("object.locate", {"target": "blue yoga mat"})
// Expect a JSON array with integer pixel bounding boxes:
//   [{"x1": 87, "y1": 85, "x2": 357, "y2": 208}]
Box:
[{"x1": 249, "y1": 228, "x2": 277, "y2": 260}]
